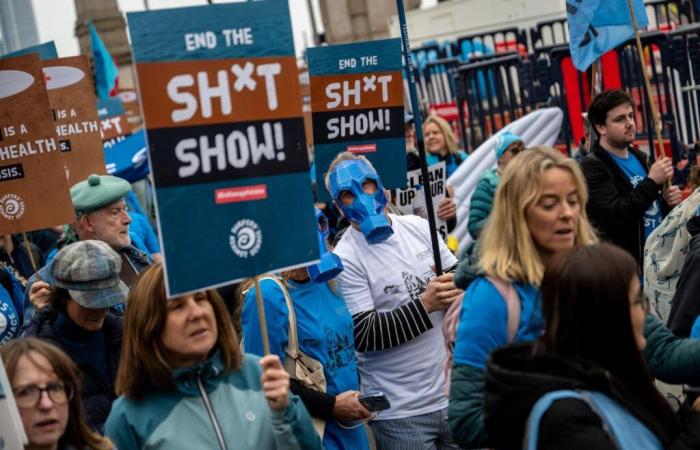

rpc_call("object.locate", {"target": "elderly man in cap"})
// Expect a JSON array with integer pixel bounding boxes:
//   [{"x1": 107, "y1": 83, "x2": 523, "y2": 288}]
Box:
[
  {"x1": 25, "y1": 174, "x2": 151, "y2": 321},
  {"x1": 25, "y1": 240, "x2": 128, "y2": 431}
]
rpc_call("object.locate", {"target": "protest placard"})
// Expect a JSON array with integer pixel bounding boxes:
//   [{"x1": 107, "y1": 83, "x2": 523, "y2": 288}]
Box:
[
  {"x1": 43, "y1": 56, "x2": 106, "y2": 184},
  {"x1": 101, "y1": 114, "x2": 131, "y2": 145},
  {"x1": 104, "y1": 129, "x2": 148, "y2": 183},
  {"x1": 395, "y1": 161, "x2": 448, "y2": 239},
  {"x1": 308, "y1": 38, "x2": 406, "y2": 201},
  {"x1": 0, "y1": 54, "x2": 74, "y2": 235},
  {"x1": 128, "y1": 1, "x2": 317, "y2": 296},
  {"x1": 1, "y1": 41, "x2": 58, "y2": 60},
  {"x1": 116, "y1": 89, "x2": 142, "y2": 127},
  {"x1": 0, "y1": 358, "x2": 27, "y2": 449}
]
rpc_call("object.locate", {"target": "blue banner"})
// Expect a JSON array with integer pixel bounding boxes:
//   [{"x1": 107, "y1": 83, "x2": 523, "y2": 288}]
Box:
[
  {"x1": 1, "y1": 42, "x2": 57, "y2": 60},
  {"x1": 308, "y1": 39, "x2": 406, "y2": 201},
  {"x1": 127, "y1": 1, "x2": 317, "y2": 297},
  {"x1": 567, "y1": 0, "x2": 649, "y2": 71},
  {"x1": 104, "y1": 130, "x2": 149, "y2": 183}
]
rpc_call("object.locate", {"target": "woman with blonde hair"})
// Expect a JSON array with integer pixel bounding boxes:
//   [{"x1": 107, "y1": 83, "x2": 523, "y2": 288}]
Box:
[
  {"x1": 423, "y1": 115, "x2": 467, "y2": 178},
  {"x1": 448, "y1": 146, "x2": 596, "y2": 448},
  {"x1": 104, "y1": 264, "x2": 321, "y2": 450},
  {"x1": 1, "y1": 337, "x2": 113, "y2": 450},
  {"x1": 423, "y1": 115, "x2": 466, "y2": 223},
  {"x1": 448, "y1": 147, "x2": 700, "y2": 449}
]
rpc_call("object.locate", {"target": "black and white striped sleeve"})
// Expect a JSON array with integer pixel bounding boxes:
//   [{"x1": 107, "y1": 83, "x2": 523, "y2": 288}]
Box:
[{"x1": 352, "y1": 298, "x2": 433, "y2": 352}]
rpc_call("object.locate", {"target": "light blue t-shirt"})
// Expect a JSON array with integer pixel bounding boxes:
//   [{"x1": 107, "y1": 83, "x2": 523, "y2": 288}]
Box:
[
  {"x1": 426, "y1": 150, "x2": 468, "y2": 178},
  {"x1": 609, "y1": 152, "x2": 663, "y2": 238},
  {"x1": 128, "y1": 212, "x2": 160, "y2": 256},
  {"x1": 453, "y1": 277, "x2": 543, "y2": 369},
  {"x1": 242, "y1": 278, "x2": 368, "y2": 450}
]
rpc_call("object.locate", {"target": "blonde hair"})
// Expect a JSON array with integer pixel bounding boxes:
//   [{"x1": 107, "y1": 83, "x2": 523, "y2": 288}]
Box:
[
  {"x1": 479, "y1": 146, "x2": 598, "y2": 285},
  {"x1": 323, "y1": 151, "x2": 377, "y2": 198},
  {"x1": 423, "y1": 115, "x2": 459, "y2": 156}
]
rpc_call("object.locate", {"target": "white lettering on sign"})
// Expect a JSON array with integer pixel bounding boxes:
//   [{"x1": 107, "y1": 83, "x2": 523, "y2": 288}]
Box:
[
  {"x1": 174, "y1": 122, "x2": 285, "y2": 178},
  {"x1": 184, "y1": 29, "x2": 255, "y2": 51},
  {"x1": 325, "y1": 75, "x2": 393, "y2": 109},
  {"x1": 222, "y1": 28, "x2": 254, "y2": 46},
  {"x1": 56, "y1": 120, "x2": 99, "y2": 136},
  {"x1": 327, "y1": 109, "x2": 390, "y2": 139},
  {"x1": 166, "y1": 62, "x2": 282, "y2": 122},
  {"x1": 339, "y1": 58, "x2": 356, "y2": 69},
  {"x1": 184, "y1": 31, "x2": 217, "y2": 51},
  {"x1": 0, "y1": 138, "x2": 58, "y2": 161},
  {"x1": 361, "y1": 55, "x2": 378, "y2": 66}
]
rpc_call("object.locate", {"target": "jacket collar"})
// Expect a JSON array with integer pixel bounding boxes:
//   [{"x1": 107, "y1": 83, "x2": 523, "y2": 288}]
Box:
[{"x1": 170, "y1": 350, "x2": 225, "y2": 395}]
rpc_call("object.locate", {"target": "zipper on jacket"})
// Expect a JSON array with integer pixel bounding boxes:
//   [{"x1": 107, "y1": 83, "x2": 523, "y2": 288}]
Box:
[{"x1": 196, "y1": 373, "x2": 228, "y2": 450}]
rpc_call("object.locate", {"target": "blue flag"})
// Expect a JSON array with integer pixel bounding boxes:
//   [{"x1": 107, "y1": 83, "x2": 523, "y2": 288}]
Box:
[
  {"x1": 89, "y1": 21, "x2": 119, "y2": 99},
  {"x1": 567, "y1": 0, "x2": 648, "y2": 71}
]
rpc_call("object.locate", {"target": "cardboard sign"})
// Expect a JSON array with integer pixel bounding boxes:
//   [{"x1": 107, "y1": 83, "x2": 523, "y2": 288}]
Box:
[
  {"x1": 0, "y1": 358, "x2": 28, "y2": 449},
  {"x1": 308, "y1": 38, "x2": 406, "y2": 201},
  {"x1": 0, "y1": 54, "x2": 74, "y2": 235},
  {"x1": 395, "y1": 162, "x2": 448, "y2": 239},
  {"x1": 116, "y1": 89, "x2": 142, "y2": 127},
  {"x1": 100, "y1": 114, "x2": 131, "y2": 143},
  {"x1": 43, "y1": 56, "x2": 106, "y2": 184},
  {"x1": 128, "y1": 1, "x2": 318, "y2": 296}
]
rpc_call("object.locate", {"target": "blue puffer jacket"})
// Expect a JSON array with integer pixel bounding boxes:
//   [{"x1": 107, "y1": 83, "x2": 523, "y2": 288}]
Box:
[{"x1": 105, "y1": 351, "x2": 322, "y2": 450}]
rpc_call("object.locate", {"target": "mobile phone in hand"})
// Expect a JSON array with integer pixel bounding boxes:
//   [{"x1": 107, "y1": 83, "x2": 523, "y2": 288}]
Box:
[{"x1": 359, "y1": 392, "x2": 390, "y2": 412}]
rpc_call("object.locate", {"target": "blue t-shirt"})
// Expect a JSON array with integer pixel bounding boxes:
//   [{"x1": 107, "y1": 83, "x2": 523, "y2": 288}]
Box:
[
  {"x1": 609, "y1": 152, "x2": 663, "y2": 238},
  {"x1": 242, "y1": 278, "x2": 368, "y2": 450},
  {"x1": 128, "y1": 212, "x2": 160, "y2": 255},
  {"x1": 453, "y1": 277, "x2": 543, "y2": 369},
  {"x1": 0, "y1": 268, "x2": 25, "y2": 345}
]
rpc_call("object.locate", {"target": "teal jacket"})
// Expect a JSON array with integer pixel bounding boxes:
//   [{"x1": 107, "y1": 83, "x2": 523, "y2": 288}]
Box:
[
  {"x1": 467, "y1": 168, "x2": 499, "y2": 239},
  {"x1": 105, "y1": 352, "x2": 322, "y2": 450},
  {"x1": 449, "y1": 312, "x2": 700, "y2": 448}
]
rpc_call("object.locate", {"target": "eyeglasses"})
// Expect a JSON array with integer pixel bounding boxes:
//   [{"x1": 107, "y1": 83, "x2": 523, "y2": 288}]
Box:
[{"x1": 13, "y1": 382, "x2": 73, "y2": 410}]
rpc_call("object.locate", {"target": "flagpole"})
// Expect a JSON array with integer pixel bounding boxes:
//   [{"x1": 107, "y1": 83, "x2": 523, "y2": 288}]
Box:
[
  {"x1": 625, "y1": 0, "x2": 666, "y2": 167},
  {"x1": 585, "y1": 61, "x2": 601, "y2": 155},
  {"x1": 395, "y1": 0, "x2": 443, "y2": 275}
]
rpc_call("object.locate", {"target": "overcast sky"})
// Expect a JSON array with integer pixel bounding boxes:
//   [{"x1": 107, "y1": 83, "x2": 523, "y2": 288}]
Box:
[
  {"x1": 30, "y1": 0, "x2": 323, "y2": 57},
  {"x1": 30, "y1": 0, "x2": 438, "y2": 57}
]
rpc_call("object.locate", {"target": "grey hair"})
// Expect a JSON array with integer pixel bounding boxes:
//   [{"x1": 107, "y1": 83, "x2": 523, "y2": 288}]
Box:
[{"x1": 323, "y1": 152, "x2": 377, "y2": 196}]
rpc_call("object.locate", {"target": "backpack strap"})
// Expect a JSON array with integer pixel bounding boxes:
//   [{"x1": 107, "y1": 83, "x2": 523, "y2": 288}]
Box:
[
  {"x1": 525, "y1": 390, "x2": 663, "y2": 450},
  {"x1": 486, "y1": 276, "x2": 521, "y2": 342},
  {"x1": 525, "y1": 390, "x2": 585, "y2": 450}
]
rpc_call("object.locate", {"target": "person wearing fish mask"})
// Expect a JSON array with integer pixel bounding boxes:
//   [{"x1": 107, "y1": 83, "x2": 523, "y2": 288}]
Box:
[
  {"x1": 325, "y1": 152, "x2": 463, "y2": 450},
  {"x1": 241, "y1": 206, "x2": 371, "y2": 450}
]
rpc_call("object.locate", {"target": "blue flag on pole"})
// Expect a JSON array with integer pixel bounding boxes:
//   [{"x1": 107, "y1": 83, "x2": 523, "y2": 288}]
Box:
[
  {"x1": 89, "y1": 21, "x2": 119, "y2": 99},
  {"x1": 567, "y1": 0, "x2": 649, "y2": 71}
]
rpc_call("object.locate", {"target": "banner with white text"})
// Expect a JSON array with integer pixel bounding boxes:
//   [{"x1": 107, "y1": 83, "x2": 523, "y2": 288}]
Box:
[
  {"x1": 308, "y1": 38, "x2": 406, "y2": 201},
  {"x1": 128, "y1": 2, "x2": 318, "y2": 296}
]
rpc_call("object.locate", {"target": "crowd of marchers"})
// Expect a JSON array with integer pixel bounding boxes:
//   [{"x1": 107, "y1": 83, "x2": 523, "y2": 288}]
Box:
[{"x1": 2, "y1": 89, "x2": 700, "y2": 450}]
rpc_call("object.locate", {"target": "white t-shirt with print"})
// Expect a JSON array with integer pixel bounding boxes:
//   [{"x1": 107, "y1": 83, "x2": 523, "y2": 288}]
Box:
[{"x1": 334, "y1": 214, "x2": 458, "y2": 420}]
